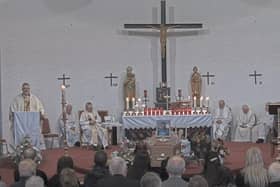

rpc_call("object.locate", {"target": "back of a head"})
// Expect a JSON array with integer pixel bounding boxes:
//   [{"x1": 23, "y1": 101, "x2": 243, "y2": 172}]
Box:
[
  {"x1": 268, "y1": 161, "x2": 280, "y2": 183},
  {"x1": 245, "y1": 147, "x2": 264, "y2": 167},
  {"x1": 57, "y1": 156, "x2": 74, "y2": 174},
  {"x1": 18, "y1": 159, "x2": 36, "y2": 178},
  {"x1": 244, "y1": 147, "x2": 268, "y2": 187},
  {"x1": 109, "y1": 157, "x2": 127, "y2": 176},
  {"x1": 23, "y1": 148, "x2": 36, "y2": 160},
  {"x1": 166, "y1": 156, "x2": 185, "y2": 177},
  {"x1": 60, "y1": 168, "x2": 79, "y2": 187},
  {"x1": 189, "y1": 175, "x2": 208, "y2": 187},
  {"x1": 140, "y1": 172, "x2": 161, "y2": 187},
  {"x1": 94, "y1": 151, "x2": 107, "y2": 167},
  {"x1": 25, "y1": 176, "x2": 44, "y2": 187}
]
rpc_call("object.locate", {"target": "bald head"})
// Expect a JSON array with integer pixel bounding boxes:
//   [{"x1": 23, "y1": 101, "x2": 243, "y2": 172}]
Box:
[
  {"x1": 18, "y1": 159, "x2": 36, "y2": 177},
  {"x1": 242, "y1": 105, "x2": 250, "y2": 114},
  {"x1": 218, "y1": 100, "x2": 225, "y2": 109},
  {"x1": 65, "y1": 104, "x2": 72, "y2": 115},
  {"x1": 166, "y1": 156, "x2": 185, "y2": 177}
]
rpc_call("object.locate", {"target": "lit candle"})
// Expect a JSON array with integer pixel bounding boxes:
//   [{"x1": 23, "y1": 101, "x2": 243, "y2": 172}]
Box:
[
  {"x1": 126, "y1": 97, "x2": 129, "y2": 110},
  {"x1": 132, "y1": 97, "x2": 135, "y2": 109},
  {"x1": 206, "y1": 97, "x2": 210, "y2": 108},
  {"x1": 200, "y1": 96, "x2": 203, "y2": 108},
  {"x1": 193, "y1": 96, "x2": 197, "y2": 108}
]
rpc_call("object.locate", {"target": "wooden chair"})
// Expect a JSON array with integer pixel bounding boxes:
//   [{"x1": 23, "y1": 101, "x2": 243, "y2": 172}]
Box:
[
  {"x1": 97, "y1": 110, "x2": 108, "y2": 122},
  {"x1": 42, "y1": 118, "x2": 59, "y2": 149}
]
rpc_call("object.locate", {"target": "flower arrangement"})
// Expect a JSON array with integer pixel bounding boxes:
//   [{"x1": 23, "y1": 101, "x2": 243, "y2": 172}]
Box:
[{"x1": 9, "y1": 136, "x2": 42, "y2": 165}]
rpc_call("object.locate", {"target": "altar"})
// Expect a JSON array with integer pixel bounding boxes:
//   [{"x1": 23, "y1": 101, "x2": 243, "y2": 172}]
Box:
[{"x1": 122, "y1": 114, "x2": 213, "y2": 129}]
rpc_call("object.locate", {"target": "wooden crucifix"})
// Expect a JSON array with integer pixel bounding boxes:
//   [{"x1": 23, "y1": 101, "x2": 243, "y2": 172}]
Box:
[
  {"x1": 124, "y1": 0, "x2": 203, "y2": 84},
  {"x1": 249, "y1": 70, "x2": 262, "y2": 85},
  {"x1": 104, "y1": 73, "x2": 118, "y2": 87},
  {"x1": 202, "y1": 72, "x2": 215, "y2": 85}
]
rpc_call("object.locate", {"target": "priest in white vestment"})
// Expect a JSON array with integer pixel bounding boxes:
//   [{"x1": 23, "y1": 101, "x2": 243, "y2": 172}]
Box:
[
  {"x1": 58, "y1": 104, "x2": 80, "y2": 147},
  {"x1": 9, "y1": 82, "x2": 46, "y2": 149},
  {"x1": 79, "y1": 102, "x2": 108, "y2": 148},
  {"x1": 234, "y1": 105, "x2": 256, "y2": 142},
  {"x1": 212, "y1": 100, "x2": 233, "y2": 140},
  {"x1": 252, "y1": 103, "x2": 274, "y2": 143}
]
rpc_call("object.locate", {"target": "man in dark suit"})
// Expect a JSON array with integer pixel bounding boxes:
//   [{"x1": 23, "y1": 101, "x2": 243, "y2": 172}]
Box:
[
  {"x1": 97, "y1": 157, "x2": 140, "y2": 187},
  {"x1": 162, "y1": 156, "x2": 188, "y2": 187},
  {"x1": 11, "y1": 159, "x2": 36, "y2": 187},
  {"x1": 84, "y1": 151, "x2": 110, "y2": 187}
]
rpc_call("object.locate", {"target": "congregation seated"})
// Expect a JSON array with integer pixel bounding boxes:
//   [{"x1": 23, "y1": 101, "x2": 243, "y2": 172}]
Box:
[
  {"x1": 140, "y1": 172, "x2": 162, "y2": 187},
  {"x1": 84, "y1": 150, "x2": 110, "y2": 187},
  {"x1": 97, "y1": 157, "x2": 140, "y2": 187},
  {"x1": 268, "y1": 161, "x2": 280, "y2": 187},
  {"x1": 59, "y1": 168, "x2": 79, "y2": 187},
  {"x1": 235, "y1": 147, "x2": 268, "y2": 187},
  {"x1": 25, "y1": 176, "x2": 44, "y2": 187},
  {"x1": 48, "y1": 155, "x2": 75, "y2": 187},
  {"x1": 162, "y1": 156, "x2": 188, "y2": 187},
  {"x1": 14, "y1": 148, "x2": 48, "y2": 186},
  {"x1": 234, "y1": 105, "x2": 256, "y2": 142},
  {"x1": 188, "y1": 175, "x2": 208, "y2": 187},
  {"x1": 11, "y1": 159, "x2": 36, "y2": 187}
]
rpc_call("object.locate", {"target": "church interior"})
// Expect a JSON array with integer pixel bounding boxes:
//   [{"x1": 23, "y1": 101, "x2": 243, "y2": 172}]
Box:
[{"x1": 1, "y1": 0, "x2": 280, "y2": 186}]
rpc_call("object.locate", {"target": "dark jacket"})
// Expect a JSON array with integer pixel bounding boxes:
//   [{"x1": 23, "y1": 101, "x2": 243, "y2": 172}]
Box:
[
  {"x1": 97, "y1": 174, "x2": 140, "y2": 187},
  {"x1": 84, "y1": 165, "x2": 110, "y2": 187},
  {"x1": 10, "y1": 177, "x2": 29, "y2": 187},
  {"x1": 269, "y1": 181, "x2": 280, "y2": 187}
]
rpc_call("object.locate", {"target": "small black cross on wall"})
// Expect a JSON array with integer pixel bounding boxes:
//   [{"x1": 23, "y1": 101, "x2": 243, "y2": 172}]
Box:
[
  {"x1": 249, "y1": 70, "x2": 262, "y2": 85},
  {"x1": 57, "y1": 73, "x2": 71, "y2": 88},
  {"x1": 202, "y1": 72, "x2": 215, "y2": 85},
  {"x1": 104, "y1": 73, "x2": 118, "y2": 87}
]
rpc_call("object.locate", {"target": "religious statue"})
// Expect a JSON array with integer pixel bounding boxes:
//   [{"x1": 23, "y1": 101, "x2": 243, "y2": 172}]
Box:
[
  {"x1": 191, "y1": 66, "x2": 202, "y2": 106},
  {"x1": 124, "y1": 66, "x2": 136, "y2": 109}
]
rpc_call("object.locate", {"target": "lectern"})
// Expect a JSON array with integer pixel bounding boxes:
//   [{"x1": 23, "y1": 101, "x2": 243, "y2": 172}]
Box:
[{"x1": 14, "y1": 112, "x2": 41, "y2": 148}]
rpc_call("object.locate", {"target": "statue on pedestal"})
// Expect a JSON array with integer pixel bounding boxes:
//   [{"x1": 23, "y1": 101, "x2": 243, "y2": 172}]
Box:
[
  {"x1": 124, "y1": 66, "x2": 136, "y2": 109},
  {"x1": 191, "y1": 66, "x2": 202, "y2": 106}
]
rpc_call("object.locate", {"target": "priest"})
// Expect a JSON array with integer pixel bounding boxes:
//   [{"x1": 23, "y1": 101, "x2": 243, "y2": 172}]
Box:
[
  {"x1": 234, "y1": 104, "x2": 256, "y2": 142},
  {"x1": 212, "y1": 100, "x2": 233, "y2": 140},
  {"x1": 252, "y1": 102, "x2": 274, "y2": 143},
  {"x1": 9, "y1": 82, "x2": 46, "y2": 149},
  {"x1": 58, "y1": 104, "x2": 80, "y2": 147},
  {"x1": 79, "y1": 102, "x2": 108, "y2": 148}
]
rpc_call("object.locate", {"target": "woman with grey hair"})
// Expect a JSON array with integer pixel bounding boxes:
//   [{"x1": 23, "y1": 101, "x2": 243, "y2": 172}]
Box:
[
  {"x1": 60, "y1": 168, "x2": 79, "y2": 187},
  {"x1": 25, "y1": 176, "x2": 44, "y2": 187},
  {"x1": 140, "y1": 172, "x2": 161, "y2": 187},
  {"x1": 235, "y1": 147, "x2": 268, "y2": 187}
]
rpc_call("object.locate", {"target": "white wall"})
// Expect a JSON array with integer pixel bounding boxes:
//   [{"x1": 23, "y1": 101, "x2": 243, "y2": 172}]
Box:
[{"x1": 1, "y1": 0, "x2": 280, "y2": 143}]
